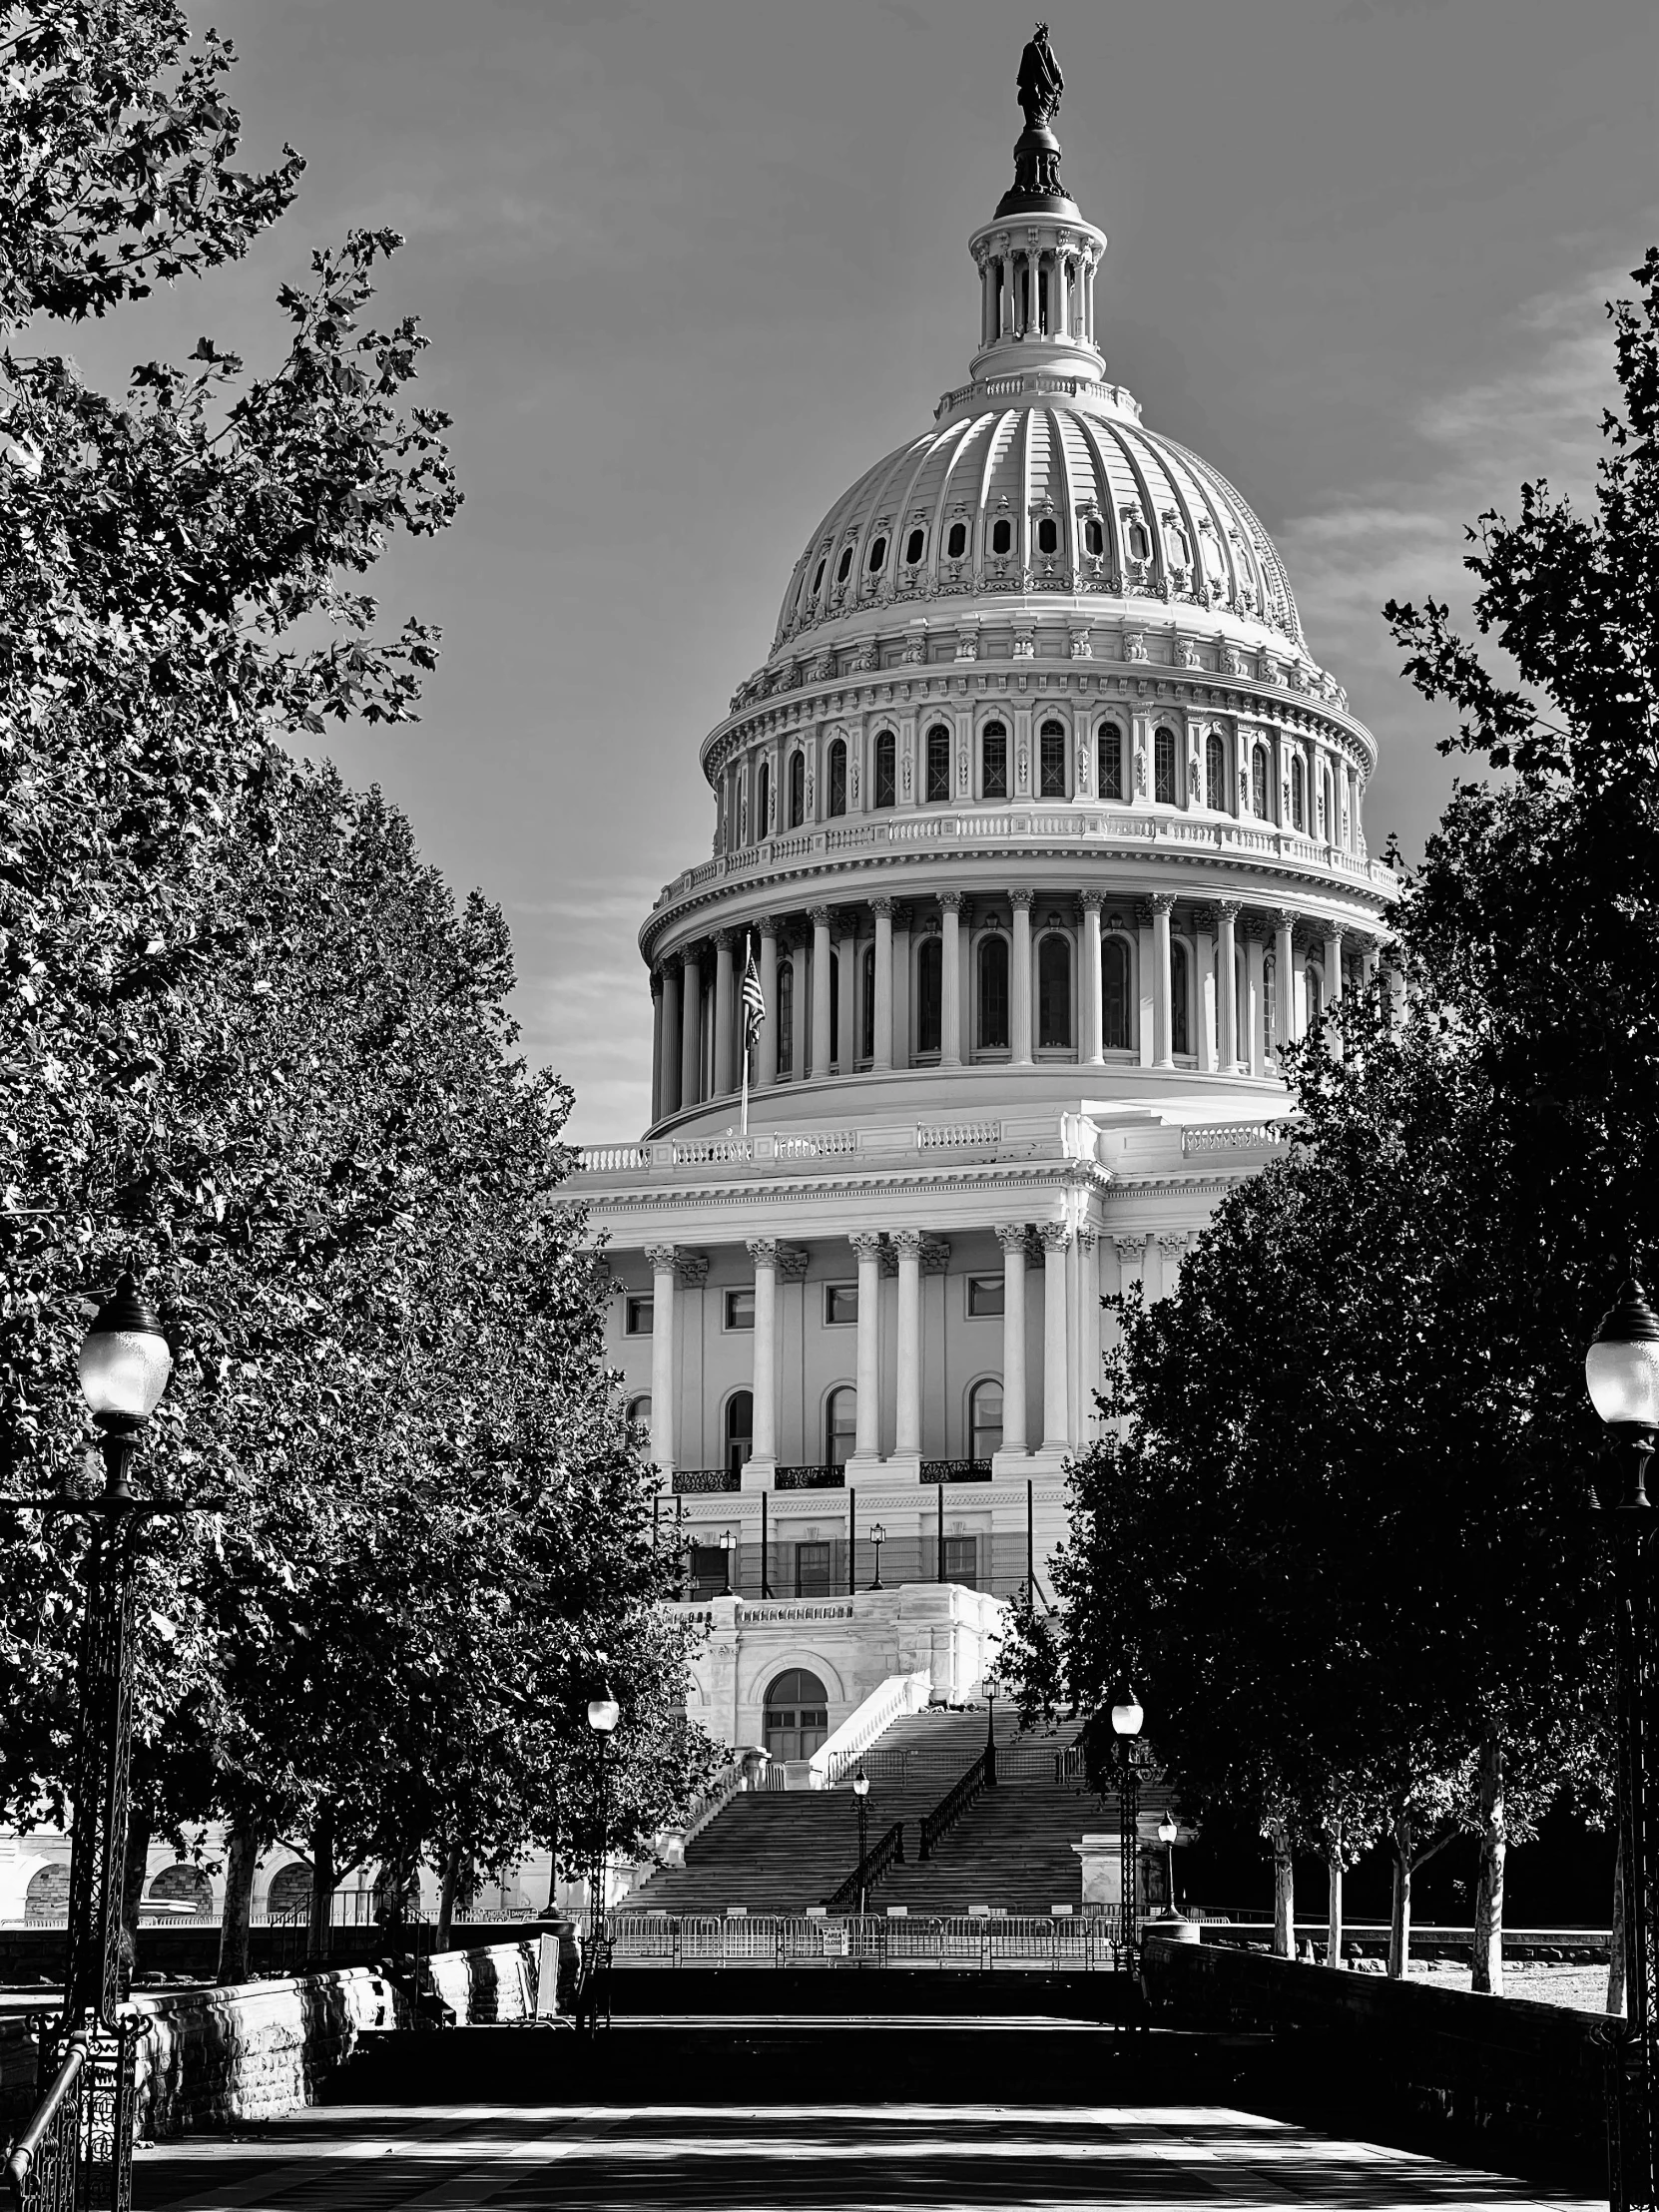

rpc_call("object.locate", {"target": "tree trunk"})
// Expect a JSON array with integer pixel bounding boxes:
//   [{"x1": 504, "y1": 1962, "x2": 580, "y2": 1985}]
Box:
[
  {"x1": 217, "y1": 1822, "x2": 258, "y2": 1986},
  {"x1": 306, "y1": 1802, "x2": 336, "y2": 1960},
  {"x1": 120, "y1": 1810, "x2": 152, "y2": 1990},
  {"x1": 1608, "y1": 1823, "x2": 1628, "y2": 2017},
  {"x1": 1470, "y1": 1729, "x2": 1505, "y2": 1996},
  {"x1": 1269, "y1": 1821, "x2": 1295, "y2": 1957},
  {"x1": 1326, "y1": 1848, "x2": 1344, "y2": 1968},
  {"x1": 1388, "y1": 1808, "x2": 1412, "y2": 1980},
  {"x1": 436, "y1": 1839, "x2": 464, "y2": 1951}
]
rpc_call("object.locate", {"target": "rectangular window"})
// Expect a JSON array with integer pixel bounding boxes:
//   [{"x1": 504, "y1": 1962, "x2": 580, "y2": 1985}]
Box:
[
  {"x1": 826, "y1": 1283, "x2": 858, "y2": 1326},
  {"x1": 967, "y1": 1276, "x2": 1004, "y2": 1317},
  {"x1": 724, "y1": 1289, "x2": 755, "y2": 1332},
  {"x1": 981, "y1": 726, "x2": 1008, "y2": 800},
  {"x1": 689, "y1": 1544, "x2": 731, "y2": 1601},
  {"x1": 795, "y1": 1542, "x2": 831, "y2": 1598},
  {"x1": 943, "y1": 1536, "x2": 978, "y2": 1588},
  {"x1": 624, "y1": 1295, "x2": 653, "y2": 1337}
]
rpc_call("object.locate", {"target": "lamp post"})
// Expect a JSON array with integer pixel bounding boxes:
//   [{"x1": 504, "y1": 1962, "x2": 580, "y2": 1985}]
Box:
[
  {"x1": 1111, "y1": 1680, "x2": 1145, "y2": 1959},
  {"x1": 1, "y1": 1272, "x2": 187, "y2": 2212},
  {"x1": 1585, "y1": 1278, "x2": 1659, "y2": 2209},
  {"x1": 718, "y1": 1526, "x2": 737, "y2": 1598},
  {"x1": 851, "y1": 1764, "x2": 870, "y2": 1915},
  {"x1": 869, "y1": 1521, "x2": 885, "y2": 1592},
  {"x1": 1157, "y1": 1813, "x2": 1180, "y2": 1918},
  {"x1": 584, "y1": 1674, "x2": 621, "y2": 2037}
]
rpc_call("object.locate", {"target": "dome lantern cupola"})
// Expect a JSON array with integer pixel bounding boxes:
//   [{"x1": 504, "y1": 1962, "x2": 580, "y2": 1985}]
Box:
[{"x1": 967, "y1": 24, "x2": 1106, "y2": 385}]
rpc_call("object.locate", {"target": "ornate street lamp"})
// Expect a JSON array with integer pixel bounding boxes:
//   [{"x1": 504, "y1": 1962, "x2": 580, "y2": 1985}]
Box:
[
  {"x1": 1586, "y1": 1278, "x2": 1659, "y2": 2208},
  {"x1": 2, "y1": 1271, "x2": 192, "y2": 2212},
  {"x1": 1157, "y1": 1811, "x2": 1180, "y2": 1919},
  {"x1": 869, "y1": 1521, "x2": 886, "y2": 1592},
  {"x1": 851, "y1": 1764, "x2": 870, "y2": 1915},
  {"x1": 1111, "y1": 1680, "x2": 1145, "y2": 1959},
  {"x1": 718, "y1": 1526, "x2": 737, "y2": 1598},
  {"x1": 582, "y1": 1669, "x2": 621, "y2": 2038}
]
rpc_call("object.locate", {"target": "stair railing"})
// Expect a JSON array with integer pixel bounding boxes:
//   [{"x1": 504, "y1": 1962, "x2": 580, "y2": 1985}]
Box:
[
  {"x1": 823, "y1": 1821, "x2": 905, "y2": 1916},
  {"x1": 917, "y1": 1747, "x2": 994, "y2": 1861}
]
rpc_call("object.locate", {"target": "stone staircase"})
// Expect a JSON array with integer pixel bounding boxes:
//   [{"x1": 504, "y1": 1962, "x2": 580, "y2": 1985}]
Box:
[{"x1": 621, "y1": 1707, "x2": 1145, "y2": 1919}]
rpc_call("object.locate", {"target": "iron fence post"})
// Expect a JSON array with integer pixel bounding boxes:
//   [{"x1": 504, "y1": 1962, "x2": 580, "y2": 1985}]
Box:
[{"x1": 1609, "y1": 1497, "x2": 1658, "y2": 2211}]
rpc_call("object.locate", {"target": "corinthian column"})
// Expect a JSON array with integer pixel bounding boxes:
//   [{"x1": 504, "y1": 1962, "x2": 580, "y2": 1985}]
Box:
[
  {"x1": 1151, "y1": 893, "x2": 1175, "y2": 1070},
  {"x1": 1011, "y1": 888, "x2": 1034, "y2": 1066},
  {"x1": 679, "y1": 946, "x2": 701, "y2": 1108},
  {"x1": 645, "y1": 1244, "x2": 677, "y2": 1475},
  {"x1": 810, "y1": 906, "x2": 832, "y2": 1078},
  {"x1": 1081, "y1": 891, "x2": 1104, "y2": 1064},
  {"x1": 757, "y1": 919, "x2": 779, "y2": 1088},
  {"x1": 940, "y1": 892, "x2": 963, "y2": 1069},
  {"x1": 713, "y1": 929, "x2": 736, "y2": 1097},
  {"x1": 1040, "y1": 1224, "x2": 1071, "y2": 1452},
  {"x1": 746, "y1": 1238, "x2": 779, "y2": 1480},
  {"x1": 871, "y1": 897, "x2": 894, "y2": 1072},
  {"x1": 1274, "y1": 908, "x2": 1296, "y2": 1060},
  {"x1": 658, "y1": 961, "x2": 682, "y2": 1119},
  {"x1": 849, "y1": 1231, "x2": 883, "y2": 1470},
  {"x1": 995, "y1": 1224, "x2": 1028, "y2": 1459},
  {"x1": 1217, "y1": 901, "x2": 1240, "y2": 1074},
  {"x1": 892, "y1": 1228, "x2": 923, "y2": 1464}
]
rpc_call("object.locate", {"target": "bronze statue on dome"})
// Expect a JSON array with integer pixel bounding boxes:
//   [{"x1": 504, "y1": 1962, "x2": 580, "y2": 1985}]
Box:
[{"x1": 1017, "y1": 23, "x2": 1064, "y2": 132}]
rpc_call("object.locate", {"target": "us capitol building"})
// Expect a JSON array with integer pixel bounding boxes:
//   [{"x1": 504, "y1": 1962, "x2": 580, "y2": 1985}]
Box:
[{"x1": 571, "y1": 36, "x2": 1394, "y2": 1783}]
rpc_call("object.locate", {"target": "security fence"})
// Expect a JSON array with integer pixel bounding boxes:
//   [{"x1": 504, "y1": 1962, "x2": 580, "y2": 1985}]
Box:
[
  {"x1": 661, "y1": 1530, "x2": 1050, "y2": 1606},
  {"x1": 609, "y1": 1911, "x2": 1129, "y2": 1972}
]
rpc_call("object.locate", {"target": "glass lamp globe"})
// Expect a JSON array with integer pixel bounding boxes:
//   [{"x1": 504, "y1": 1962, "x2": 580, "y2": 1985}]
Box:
[
  {"x1": 851, "y1": 1765, "x2": 870, "y2": 1799},
  {"x1": 587, "y1": 1691, "x2": 621, "y2": 1734},
  {"x1": 1586, "y1": 1281, "x2": 1659, "y2": 1428},
  {"x1": 1158, "y1": 1814, "x2": 1178, "y2": 1844},
  {"x1": 77, "y1": 1273, "x2": 173, "y2": 1430},
  {"x1": 1110, "y1": 1683, "x2": 1144, "y2": 1737}
]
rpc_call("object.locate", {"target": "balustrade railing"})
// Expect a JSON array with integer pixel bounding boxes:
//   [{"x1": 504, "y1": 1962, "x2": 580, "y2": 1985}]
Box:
[
  {"x1": 823, "y1": 1821, "x2": 906, "y2": 1917},
  {"x1": 1182, "y1": 1121, "x2": 1294, "y2": 1156},
  {"x1": 918, "y1": 1748, "x2": 993, "y2": 1861}
]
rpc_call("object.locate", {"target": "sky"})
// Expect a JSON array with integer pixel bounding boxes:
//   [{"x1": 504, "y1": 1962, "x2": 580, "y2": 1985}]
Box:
[{"x1": 67, "y1": 0, "x2": 1658, "y2": 1140}]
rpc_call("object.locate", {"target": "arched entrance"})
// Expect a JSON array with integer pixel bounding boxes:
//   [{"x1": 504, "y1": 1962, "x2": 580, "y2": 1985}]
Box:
[
  {"x1": 149, "y1": 1863, "x2": 214, "y2": 1917},
  {"x1": 764, "y1": 1668, "x2": 830, "y2": 1762}
]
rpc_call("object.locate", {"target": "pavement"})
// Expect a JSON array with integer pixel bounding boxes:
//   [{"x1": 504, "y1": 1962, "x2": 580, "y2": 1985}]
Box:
[{"x1": 132, "y1": 2099, "x2": 1602, "y2": 2211}]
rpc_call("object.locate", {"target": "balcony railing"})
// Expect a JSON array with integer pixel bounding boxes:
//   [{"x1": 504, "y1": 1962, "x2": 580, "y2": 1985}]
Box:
[
  {"x1": 919, "y1": 1459, "x2": 992, "y2": 1483},
  {"x1": 774, "y1": 1464, "x2": 846, "y2": 1491},
  {"x1": 672, "y1": 1467, "x2": 742, "y2": 1494}
]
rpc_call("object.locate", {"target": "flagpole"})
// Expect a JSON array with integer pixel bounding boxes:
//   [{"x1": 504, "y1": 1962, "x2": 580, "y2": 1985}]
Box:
[{"x1": 741, "y1": 930, "x2": 752, "y2": 1137}]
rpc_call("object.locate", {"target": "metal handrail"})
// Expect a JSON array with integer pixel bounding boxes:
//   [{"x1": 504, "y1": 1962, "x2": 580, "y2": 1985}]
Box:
[
  {"x1": 823, "y1": 1822, "x2": 905, "y2": 1916},
  {"x1": 918, "y1": 1749, "x2": 992, "y2": 1861},
  {"x1": 6, "y1": 2032, "x2": 87, "y2": 2211}
]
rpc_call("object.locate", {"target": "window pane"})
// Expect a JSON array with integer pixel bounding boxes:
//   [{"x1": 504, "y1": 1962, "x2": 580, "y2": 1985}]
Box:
[
  {"x1": 829, "y1": 741, "x2": 846, "y2": 818},
  {"x1": 1038, "y1": 935, "x2": 1072, "y2": 1049},
  {"x1": 1206, "y1": 735, "x2": 1225, "y2": 812},
  {"x1": 874, "y1": 733, "x2": 896, "y2": 809},
  {"x1": 982, "y1": 724, "x2": 1008, "y2": 800},
  {"x1": 969, "y1": 1382, "x2": 1003, "y2": 1461},
  {"x1": 978, "y1": 936, "x2": 1010, "y2": 1050},
  {"x1": 904, "y1": 527, "x2": 925, "y2": 565},
  {"x1": 725, "y1": 1289, "x2": 755, "y2": 1331},
  {"x1": 991, "y1": 517, "x2": 1012, "y2": 555},
  {"x1": 1039, "y1": 721, "x2": 1065, "y2": 798},
  {"x1": 967, "y1": 1276, "x2": 1004, "y2": 1317},
  {"x1": 943, "y1": 1536, "x2": 978, "y2": 1589},
  {"x1": 1252, "y1": 748, "x2": 1269, "y2": 818},
  {"x1": 1097, "y1": 723, "x2": 1123, "y2": 801},
  {"x1": 861, "y1": 945, "x2": 874, "y2": 1061},
  {"x1": 1084, "y1": 518, "x2": 1104, "y2": 556},
  {"x1": 926, "y1": 726, "x2": 951, "y2": 802},
  {"x1": 796, "y1": 1542, "x2": 832, "y2": 1598},
  {"x1": 1103, "y1": 938, "x2": 1131, "y2": 1051},
  {"x1": 947, "y1": 521, "x2": 967, "y2": 559},
  {"x1": 1037, "y1": 516, "x2": 1058, "y2": 555},
  {"x1": 1172, "y1": 941, "x2": 1190, "y2": 1056},
  {"x1": 625, "y1": 1296, "x2": 653, "y2": 1337},
  {"x1": 826, "y1": 1386, "x2": 857, "y2": 1466},
  {"x1": 778, "y1": 963, "x2": 794, "y2": 1074},
  {"x1": 916, "y1": 937, "x2": 943, "y2": 1054},
  {"x1": 1154, "y1": 727, "x2": 1177, "y2": 806},
  {"x1": 827, "y1": 1284, "x2": 858, "y2": 1325}
]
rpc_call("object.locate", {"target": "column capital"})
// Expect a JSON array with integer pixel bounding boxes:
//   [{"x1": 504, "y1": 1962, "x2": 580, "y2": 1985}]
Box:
[
  {"x1": 1216, "y1": 898, "x2": 1242, "y2": 922},
  {"x1": 939, "y1": 890, "x2": 966, "y2": 913},
  {"x1": 920, "y1": 1236, "x2": 952, "y2": 1274},
  {"x1": 645, "y1": 1243, "x2": 678, "y2": 1273},
  {"x1": 870, "y1": 896, "x2": 896, "y2": 918},
  {"x1": 776, "y1": 1245, "x2": 811, "y2": 1282},
  {"x1": 994, "y1": 1222, "x2": 1029, "y2": 1255},
  {"x1": 1273, "y1": 906, "x2": 1298, "y2": 934},
  {"x1": 1039, "y1": 1223, "x2": 1072, "y2": 1253},
  {"x1": 1189, "y1": 904, "x2": 1219, "y2": 935},
  {"x1": 1076, "y1": 1224, "x2": 1098, "y2": 1253},
  {"x1": 746, "y1": 1238, "x2": 781, "y2": 1269},
  {"x1": 891, "y1": 1228, "x2": 925, "y2": 1261},
  {"x1": 1079, "y1": 888, "x2": 1105, "y2": 911},
  {"x1": 1324, "y1": 922, "x2": 1346, "y2": 948},
  {"x1": 712, "y1": 926, "x2": 736, "y2": 950},
  {"x1": 849, "y1": 1231, "x2": 884, "y2": 1262},
  {"x1": 1112, "y1": 1236, "x2": 1143, "y2": 1264},
  {"x1": 650, "y1": 966, "x2": 665, "y2": 996},
  {"x1": 1149, "y1": 890, "x2": 1177, "y2": 915},
  {"x1": 755, "y1": 913, "x2": 779, "y2": 939},
  {"x1": 1009, "y1": 887, "x2": 1035, "y2": 910},
  {"x1": 809, "y1": 904, "x2": 832, "y2": 928},
  {"x1": 674, "y1": 1251, "x2": 710, "y2": 1289},
  {"x1": 680, "y1": 940, "x2": 703, "y2": 969}
]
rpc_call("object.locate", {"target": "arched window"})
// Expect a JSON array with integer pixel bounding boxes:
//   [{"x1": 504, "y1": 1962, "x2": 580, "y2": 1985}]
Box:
[
  {"x1": 916, "y1": 936, "x2": 943, "y2": 1054},
  {"x1": 1098, "y1": 722, "x2": 1125, "y2": 801},
  {"x1": 860, "y1": 943, "x2": 875, "y2": 1061},
  {"x1": 1103, "y1": 937, "x2": 1132, "y2": 1051},
  {"x1": 1206, "y1": 733, "x2": 1226, "y2": 812},
  {"x1": 1037, "y1": 933, "x2": 1072, "y2": 1049},
  {"x1": 789, "y1": 751, "x2": 805, "y2": 828},
  {"x1": 1172, "y1": 940, "x2": 1191, "y2": 1056},
  {"x1": 1320, "y1": 772, "x2": 1332, "y2": 839},
  {"x1": 866, "y1": 534, "x2": 887, "y2": 574},
  {"x1": 1036, "y1": 516, "x2": 1059, "y2": 556},
  {"x1": 904, "y1": 526, "x2": 925, "y2": 565},
  {"x1": 926, "y1": 724, "x2": 951, "y2": 803},
  {"x1": 1165, "y1": 520, "x2": 1191, "y2": 569},
  {"x1": 825, "y1": 1389, "x2": 857, "y2": 1470},
  {"x1": 1126, "y1": 516, "x2": 1151, "y2": 563},
  {"x1": 828, "y1": 739, "x2": 847, "y2": 818},
  {"x1": 873, "y1": 730, "x2": 896, "y2": 810},
  {"x1": 1252, "y1": 745, "x2": 1270, "y2": 820},
  {"x1": 765, "y1": 1668, "x2": 830, "y2": 1761},
  {"x1": 757, "y1": 759, "x2": 772, "y2": 839},
  {"x1": 990, "y1": 516, "x2": 1013, "y2": 557},
  {"x1": 777, "y1": 959, "x2": 795, "y2": 1075},
  {"x1": 969, "y1": 1380, "x2": 1003, "y2": 1466},
  {"x1": 1039, "y1": 720, "x2": 1066, "y2": 798},
  {"x1": 1264, "y1": 954, "x2": 1277, "y2": 1058},
  {"x1": 725, "y1": 1389, "x2": 753, "y2": 1477},
  {"x1": 625, "y1": 1392, "x2": 651, "y2": 1439},
  {"x1": 1292, "y1": 757, "x2": 1306, "y2": 832},
  {"x1": 1154, "y1": 726, "x2": 1178, "y2": 806},
  {"x1": 977, "y1": 934, "x2": 1010, "y2": 1051},
  {"x1": 1083, "y1": 517, "x2": 1105, "y2": 557},
  {"x1": 946, "y1": 520, "x2": 967, "y2": 560},
  {"x1": 981, "y1": 722, "x2": 1008, "y2": 800},
  {"x1": 1306, "y1": 965, "x2": 1324, "y2": 1027},
  {"x1": 1200, "y1": 529, "x2": 1227, "y2": 588}
]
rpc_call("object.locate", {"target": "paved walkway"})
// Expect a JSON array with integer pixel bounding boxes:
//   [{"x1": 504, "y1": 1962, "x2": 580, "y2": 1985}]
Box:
[{"x1": 135, "y1": 2102, "x2": 1600, "y2": 2211}]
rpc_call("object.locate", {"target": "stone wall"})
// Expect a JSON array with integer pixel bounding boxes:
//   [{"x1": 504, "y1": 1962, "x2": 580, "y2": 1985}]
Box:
[{"x1": 1141, "y1": 1930, "x2": 1608, "y2": 2178}]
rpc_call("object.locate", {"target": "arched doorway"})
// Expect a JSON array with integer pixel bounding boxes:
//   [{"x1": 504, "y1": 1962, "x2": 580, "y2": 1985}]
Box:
[
  {"x1": 267, "y1": 1863, "x2": 311, "y2": 1918},
  {"x1": 149, "y1": 1862, "x2": 214, "y2": 1917},
  {"x1": 25, "y1": 1863, "x2": 69, "y2": 1920},
  {"x1": 764, "y1": 1668, "x2": 830, "y2": 1762}
]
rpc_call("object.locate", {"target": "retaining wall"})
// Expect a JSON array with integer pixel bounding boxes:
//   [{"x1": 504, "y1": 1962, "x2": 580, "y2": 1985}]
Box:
[{"x1": 1141, "y1": 1930, "x2": 1610, "y2": 2181}]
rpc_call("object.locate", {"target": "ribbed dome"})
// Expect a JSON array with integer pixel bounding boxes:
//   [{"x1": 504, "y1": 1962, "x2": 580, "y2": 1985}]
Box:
[{"x1": 771, "y1": 381, "x2": 1306, "y2": 662}]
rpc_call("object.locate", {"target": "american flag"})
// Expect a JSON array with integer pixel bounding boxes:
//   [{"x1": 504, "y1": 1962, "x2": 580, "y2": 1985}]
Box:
[{"x1": 741, "y1": 934, "x2": 767, "y2": 1043}]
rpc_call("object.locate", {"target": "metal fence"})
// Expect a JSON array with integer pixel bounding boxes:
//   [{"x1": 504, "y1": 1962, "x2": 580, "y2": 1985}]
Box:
[
  {"x1": 609, "y1": 1912, "x2": 1129, "y2": 1971},
  {"x1": 663, "y1": 1531, "x2": 1047, "y2": 1605}
]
